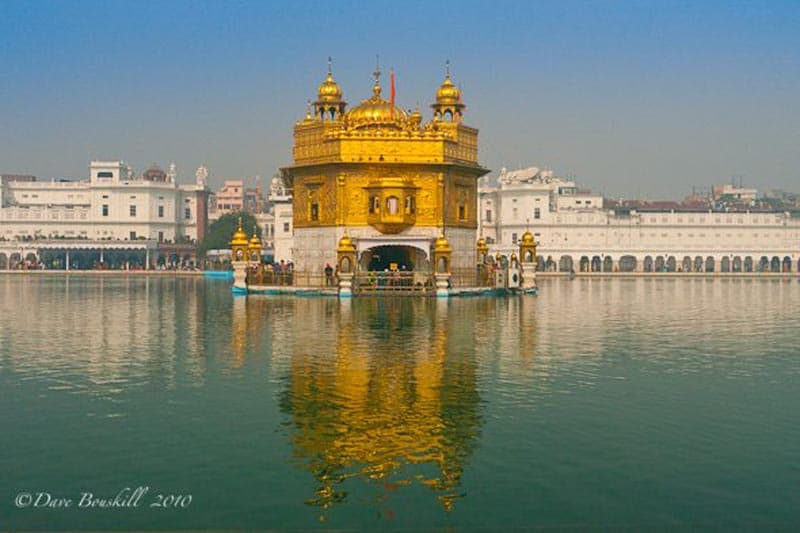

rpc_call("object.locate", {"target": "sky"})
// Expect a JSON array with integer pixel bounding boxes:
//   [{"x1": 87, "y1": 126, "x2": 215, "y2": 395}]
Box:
[{"x1": 1, "y1": 0, "x2": 798, "y2": 199}]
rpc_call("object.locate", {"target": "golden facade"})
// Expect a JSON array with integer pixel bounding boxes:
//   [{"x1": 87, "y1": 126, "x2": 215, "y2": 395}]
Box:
[{"x1": 282, "y1": 61, "x2": 489, "y2": 277}]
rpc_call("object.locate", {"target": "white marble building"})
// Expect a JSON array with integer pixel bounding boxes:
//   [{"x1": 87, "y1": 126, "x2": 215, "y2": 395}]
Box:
[
  {"x1": 1, "y1": 161, "x2": 208, "y2": 242},
  {"x1": 0, "y1": 161, "x2": 210, "y2": 268},
  {"x1": 479, "y1": 167, "x2": 800, "y2": 273},
  {"x1": 269, "y1": 175, "x2": 294, "y2": 264}
]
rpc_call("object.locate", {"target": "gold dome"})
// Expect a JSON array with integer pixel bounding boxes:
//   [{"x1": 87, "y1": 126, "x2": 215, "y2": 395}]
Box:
[
  {"x1": 317, "y1": 72, "x2": 343, "y2": 103},
  {"x1": 409, "y1": 106, "x2": 422, "y2": 128},
  {"x1": 248, "y1": 230, "x2": 262, "y2": 250},
  {"x1": 521, "y1": 230, "x2": 535, "y2": 245},
  {"x1": 435, "y1": 74, "x2": 462, "y2": 105},
  {"x1": 345, "y1": 84, "x2": 408, "y2": 127},
  {"x1": 337, "y1": 233, "x2": 356, "y2": 252},
  {"x1": 230, "y1": 218, "x2": 249, "y2": 247},
  {"x1": 434, "y1": 234, "x2": 452, "y2": 253}
]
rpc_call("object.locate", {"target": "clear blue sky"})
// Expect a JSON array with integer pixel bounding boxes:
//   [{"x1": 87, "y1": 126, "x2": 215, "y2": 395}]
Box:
[{"x1": 1, "y1": 0, "x2": 798, "y2": 198}]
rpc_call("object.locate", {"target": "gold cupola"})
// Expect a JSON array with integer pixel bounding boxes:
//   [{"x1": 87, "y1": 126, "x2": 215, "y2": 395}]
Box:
[
  {"x1": 336, "y1": 232, "x2": 357, "y2": 274},
  {"x1": 230, "y1": 217, "x2": 249, "y2": 261},
  {"x1": 433, "y1": 234, "x2": 452, "y2": 274},
  {"x1": 476, "y1": 235, "x2": 488, "y2": 263},
  {"x1": 314, "y1": 57, "x2": 346, "y2": 120},
  {"x1": 248, "y1": 226, "x2": 262, "y2": 262},
  {"x1": 522, "y1": 230, "x2": 535, "y2": 245},
  {"x1": 520, "y1": 230, "x2": 537, "y2": 264},
  {"x1": 432, "y1": 60, "x2": 465, "y2": 123}
]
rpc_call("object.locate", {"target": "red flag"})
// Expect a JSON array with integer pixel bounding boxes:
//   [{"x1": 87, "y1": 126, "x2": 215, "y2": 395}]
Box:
[{"x1": 390, "y1": 69, "x2": 395, "y2": 118}]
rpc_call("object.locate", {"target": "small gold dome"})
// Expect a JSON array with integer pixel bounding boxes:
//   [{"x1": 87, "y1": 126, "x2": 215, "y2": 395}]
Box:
[
  {"x1": 435, "y1": 74, "x2": 462, "y2": 105},
  {"x1": 337, "y1": 233, "x2": 356, "y2": 252},
  {"x1": 248, "y1": 230, "x2": 262, "y2": 249},
  {"x1": 302, "y1": 102, "x2": 313, "y2": 123},
  {"x1": 434, "y1": 234, "x2": 452, "y2": 253},
  {"x1": 521, "y1": 230, "x2": 535, "y2": 245},
  {"x1": 230, "y1": 218, "x2": 249, "y2": 247},
  {"x1": 317, "y1": 72, "x2": 343, "y2": 103},
  {"x1": 409, "y1": 107, "x2": 422, "y2": 128}
]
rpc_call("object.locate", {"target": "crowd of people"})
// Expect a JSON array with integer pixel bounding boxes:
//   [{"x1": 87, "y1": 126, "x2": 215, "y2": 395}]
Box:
[{"x1": 245, "y1": 260, "x2": 296, "y2": 286}]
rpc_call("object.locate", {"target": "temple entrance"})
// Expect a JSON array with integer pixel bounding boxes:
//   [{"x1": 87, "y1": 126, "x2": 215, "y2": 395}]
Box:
[
  {"x1": 356, "y1": 245, "x2": 432, "y2": 293},
  {"x1": 360, "y1": 245, "x2": 426, "y2": 272}
]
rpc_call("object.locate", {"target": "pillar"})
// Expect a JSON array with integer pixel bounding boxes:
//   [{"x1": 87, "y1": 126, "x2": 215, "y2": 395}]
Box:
[
  {"x1": 230, "y1": 217, "x2": 250, "y2": 294},
  {"x1": 519, "y1": 230, "x2": 537, "y2": 291},
  {"x1": 337, "y1": 233, "x2": 357, "y2": 298},
  {"x1": 432, "y1": 234, "x2": 452, "y2": 297},
  {"x1": 65, "y1": 250, "x2": 70, "y2": 271}
]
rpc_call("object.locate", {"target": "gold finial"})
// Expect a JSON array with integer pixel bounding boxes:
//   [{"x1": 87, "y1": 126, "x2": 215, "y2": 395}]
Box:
[
  {"x1": 305, "y1": 100, "x2": 312, "y2": 120},
  {"x1": 445, "y1": 59, "x2": 450, "y2": 79},
  {"x1": 327, "y1": 56, "x2": 332, "y2": 76},
  {"x1": 237, "y1": 216, "x2": 243, "y2": 229},
  {"x1": 373, "y1": 54, "x2": 381, "y2": 96}
]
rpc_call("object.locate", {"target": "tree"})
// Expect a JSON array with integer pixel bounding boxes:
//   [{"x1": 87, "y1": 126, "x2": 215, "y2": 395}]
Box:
[{"x1": 200, "y1": 211, "x2": 261, "y2": 257}]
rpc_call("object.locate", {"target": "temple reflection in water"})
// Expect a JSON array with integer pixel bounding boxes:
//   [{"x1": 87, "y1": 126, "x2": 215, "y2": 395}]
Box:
[
  {"x1": 279, "y1": 298, "x2": 479, "y2": 515},
  {"x1": 225, "y1": 295, "x2": 504, "y2": 516}
]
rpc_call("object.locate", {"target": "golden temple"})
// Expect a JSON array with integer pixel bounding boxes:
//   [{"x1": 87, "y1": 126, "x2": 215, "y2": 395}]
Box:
[{"x1": 281, "y1": 59, "x2": 489, "y2": 283}]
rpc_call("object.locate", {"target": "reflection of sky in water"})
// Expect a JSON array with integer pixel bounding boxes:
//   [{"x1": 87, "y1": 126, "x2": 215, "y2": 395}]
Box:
[{"x1": 1, "y1": 276, "x2": 799, "y2": 529}]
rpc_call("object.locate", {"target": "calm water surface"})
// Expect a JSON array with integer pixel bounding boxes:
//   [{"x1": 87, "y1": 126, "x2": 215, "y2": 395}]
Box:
[{"x1": 1, "y1": 276, "x2": 799, "y2": 530}]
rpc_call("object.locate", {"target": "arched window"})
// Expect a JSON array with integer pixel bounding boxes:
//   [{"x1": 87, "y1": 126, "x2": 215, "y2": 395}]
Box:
[
  {"x1": 386, "y1": 196, "x2": 399, "y2": 215},
  {"x1": 340, "y1": 256, "x2": 351, "y2": 273},
  {"x1": 437, "y1": 256, "x2": 448, "y2": 273}
]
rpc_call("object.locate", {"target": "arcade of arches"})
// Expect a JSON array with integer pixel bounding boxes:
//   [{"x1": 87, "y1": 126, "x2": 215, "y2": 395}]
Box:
[
  {"x1": 537, "y1": 254, "x2": 797, "y2": 273},
  {"x1": 0, "y1": 244, "x2": 198, "y2": 270}
]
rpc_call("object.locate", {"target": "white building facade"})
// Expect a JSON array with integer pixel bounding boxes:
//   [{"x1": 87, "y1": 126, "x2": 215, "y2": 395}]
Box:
[
  {"x1": 479, "y1": 167, "x2": 800, "y2": 273},
  {"x1": 0, "y1": 161, "x2": 210, "y2": 269},
  {"x1": 1, "y1": 161, "x2": 208, "y2": 242},
  {"x1": 253, "y1": 175, "x2": 294, "y2": 264}
]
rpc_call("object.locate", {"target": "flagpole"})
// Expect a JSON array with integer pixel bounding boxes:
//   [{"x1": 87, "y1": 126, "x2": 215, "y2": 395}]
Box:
[{"x1": 390, "y1": 69, "x2": 395, "y2": 119}]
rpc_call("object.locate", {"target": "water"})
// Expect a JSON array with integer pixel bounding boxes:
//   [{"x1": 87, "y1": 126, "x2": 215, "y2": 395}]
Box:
[{"x1": 1, "y1": 275, "x2": 799, "y2": 530}]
